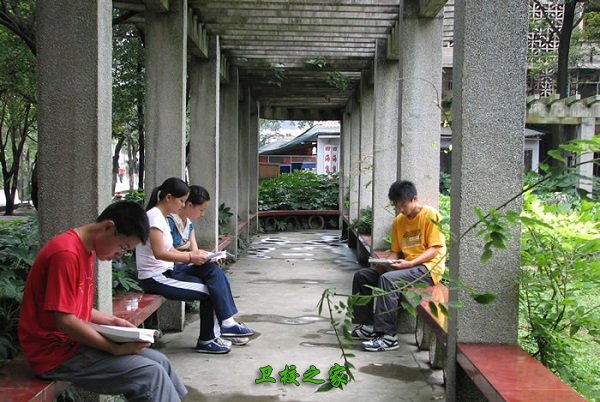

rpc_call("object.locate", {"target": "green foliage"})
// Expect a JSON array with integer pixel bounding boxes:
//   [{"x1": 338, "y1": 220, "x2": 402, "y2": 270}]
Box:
[
  {"x1": 111, "y1": 254, "x2": 142, "y2": 294},
  {"x1": 325, "y1": 71, "x2": 350, "y2": 91},
  {"x1": 122, "y1": 190, "x2": 145, "y2": 206},
  {"x1": 518, "y1": 192, "x2": 600, "y2": 399},
  {"x1": 0, "y1": 217, "x2": 40, "y2": 363},
  {"x1": 258, "y1": 170, "x2": 339, "y2": 211},
  {"x1": 439, "y1": 171, "x2": 451, "y2": 195},
  {"x1": 0, "y1": 24, "x2": 38, "y2": 213},
  {"x1": 349, "y1": 206, "x2": 372, "y2": 235},
  {"x1": 305, "y1": 57, "x2": 328, "y2": 69},
  {"x1": 218, "y1": 203, "x2": 233, "y2": 234},
  {"x1": 583, "y1": 11, "x2": 600, "y2": 42},
  {"x1": 266, "y1": 66, "x2": 286, "y2": 87}
]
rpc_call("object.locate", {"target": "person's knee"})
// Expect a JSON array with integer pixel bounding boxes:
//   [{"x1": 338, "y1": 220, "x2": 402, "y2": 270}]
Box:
[{"x1": 379, "y1": 271, "x2": 401, "y2": 290}]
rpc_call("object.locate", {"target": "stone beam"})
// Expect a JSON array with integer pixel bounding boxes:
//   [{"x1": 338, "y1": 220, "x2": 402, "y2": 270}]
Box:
[
  {"x1": 188, "y1": 10, "x2": 208, "y2": 58},
  {"x1": 144, "y1": 0, "x2": 168, "y2": 13},
  {"x1": 419, "y1": 0, "x2": 447, "y2": 17},
  {"x1": 260, "y1": 106, "x2": 342, "y2": 120}
]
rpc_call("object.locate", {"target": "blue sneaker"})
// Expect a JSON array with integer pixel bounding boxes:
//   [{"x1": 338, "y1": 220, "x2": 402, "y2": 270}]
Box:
[
  {"x1": 220, "y1": 322, "x2": 256, "y2": 337},
  {"x1": 195, "y1": 339, "x2": 231, "y2": 354}
]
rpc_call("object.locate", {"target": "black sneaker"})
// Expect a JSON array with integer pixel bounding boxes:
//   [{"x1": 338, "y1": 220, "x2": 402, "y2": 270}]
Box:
[{"x1": 351, "y1": 324, "x2": 376, "y2": 340}]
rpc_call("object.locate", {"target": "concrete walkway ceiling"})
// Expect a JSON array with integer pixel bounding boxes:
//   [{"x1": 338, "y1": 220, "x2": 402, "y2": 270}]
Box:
[{"x1": 113, "y1": 0, "x2": 447, "y2": 120}]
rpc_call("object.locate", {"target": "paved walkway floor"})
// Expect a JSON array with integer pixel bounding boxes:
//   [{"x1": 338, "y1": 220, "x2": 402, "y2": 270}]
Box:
[{"x1": 160, "y1": 230, "x2": 445, "y2": 402}]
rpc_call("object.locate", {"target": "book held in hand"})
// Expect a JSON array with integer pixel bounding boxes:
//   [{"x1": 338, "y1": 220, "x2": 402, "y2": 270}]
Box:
[
  {"x1": 206, "y1": 250, "x2": 227, "y2": 263},
  {"x1": 90, "y1": 323, "x2": 159, "y2": 343},
  {"x1": 368, "y1": 257, "x2": 394, "y2": 266}
]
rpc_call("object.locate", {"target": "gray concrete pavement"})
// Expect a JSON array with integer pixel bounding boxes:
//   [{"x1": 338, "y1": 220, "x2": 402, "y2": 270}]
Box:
[{"x1": 159, "y1": 230, "x2": 445, "y2": 402}]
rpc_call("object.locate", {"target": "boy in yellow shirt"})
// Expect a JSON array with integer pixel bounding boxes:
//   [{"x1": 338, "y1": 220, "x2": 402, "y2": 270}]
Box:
[{"x1": 352, "y1": 180, "x2": 446, "y2": 351}]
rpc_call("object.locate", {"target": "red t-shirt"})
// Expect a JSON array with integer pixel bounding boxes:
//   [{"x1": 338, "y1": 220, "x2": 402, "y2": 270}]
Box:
[{"x1": 18, "y1": 229, "x2": 95, "y2": 375}]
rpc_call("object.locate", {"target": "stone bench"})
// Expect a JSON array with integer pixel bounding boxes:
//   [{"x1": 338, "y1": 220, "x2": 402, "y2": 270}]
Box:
[
  {"x1": 258, "y1": 209, "x2": 339, "y2": 231},
  {"x1": 0, "y1": 293, "x2": 166, "y2": 402},
  {"x1": 457, "y1": 343, "x2": 586, "y2": 401}
]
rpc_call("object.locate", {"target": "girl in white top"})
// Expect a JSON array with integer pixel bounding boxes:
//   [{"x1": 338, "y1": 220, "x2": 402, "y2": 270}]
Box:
[{"x1": 136, "y1": 178, "x2": 254, "y2": 354}]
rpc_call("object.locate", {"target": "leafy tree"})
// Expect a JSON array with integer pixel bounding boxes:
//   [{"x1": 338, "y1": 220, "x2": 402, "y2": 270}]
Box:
[
  {"x1": 112, "y1": 21, "x2": 145, "y2": 192},
  {"x1": 529, "y1": 1, "x2": 600, "y2": 160},
  {"x1": 0, "y1": 24, "x2": 36, "y2": 215}
]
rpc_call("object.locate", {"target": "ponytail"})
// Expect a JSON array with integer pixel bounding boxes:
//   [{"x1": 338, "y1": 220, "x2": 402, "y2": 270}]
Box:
[{"x1": 145, "y1": 177, "x2": 190, "y2": 211}]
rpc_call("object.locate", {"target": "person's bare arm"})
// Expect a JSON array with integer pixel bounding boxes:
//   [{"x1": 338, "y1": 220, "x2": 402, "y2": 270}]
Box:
[
  {"x1": 389, "y1": 246, "x2": 440, "y2": 270},
  {"x1": 149, "y1": 227, "x2": 208, "y2": 265},
  {"x1": 54, "y1": 312, "x2": 150, "y2": 356}
]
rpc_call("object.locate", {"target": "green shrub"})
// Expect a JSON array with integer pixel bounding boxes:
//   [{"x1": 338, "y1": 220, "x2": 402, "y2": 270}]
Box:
[
  {"x1": 259, "y1": 171, "x2": 339, "y2": 211},
  {"x1": 123, "y1": 190, "x2": 145, "y2": 206},
  {"x1": 0, "y1": 216, "x2": 40, "y2": 364},
  {"x1": 518, "y1": 192, "x2": 600, "y2": 400},
  {"x1": 350, "y1": 206, "x2": 372, "y2": 234}
]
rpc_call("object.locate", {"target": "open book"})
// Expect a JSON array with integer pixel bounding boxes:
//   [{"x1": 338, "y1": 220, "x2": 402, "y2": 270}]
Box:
[
  {"x1": 206, "y1": 250, "x2": 227, "y2": 263},
  {"x1": 368, "y1": 257, "x2": 394, "y2": 266},
  {"x1": 90, "y1": 323, "x2": 159, "y2": 343}
]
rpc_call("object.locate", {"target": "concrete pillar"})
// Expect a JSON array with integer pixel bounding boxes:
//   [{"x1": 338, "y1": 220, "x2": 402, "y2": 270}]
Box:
[
  {"x1": 144, "y1": 1, "x2": 187, "y2": 189},
  {"x1": 349, "y1": 98, "x2": 361, "y2": 224},
  {"x1": 446, "y1": 2, "x2": 528, "y2": 401},
  {"x1": 219, "y1": 68, "x2": 239, "y2": 254},
  {"x1": 397, "y1": 1, "x2": 443, "y2": 209},
  {"x1": 371, "y1": 39, "x2": 400, "y2": 251},
  {"x1": 238, "y1": 87, "x2": 251, "y2": 244},
  {"x1": 248, "y1": 99, "x2": 260, "y2": 234},
  {"x1": 359, "y1": 73, "x2": 374, "y2": 215},
  {"x1": 36, "y1": 1, "x2": 113, "y2": 313},
  {"x1": 576, "y1": 117, "x2": 595, "y2": 194},
  {"x1": 189, "y1": 36, "x2": 220, "y2": 250},
  {"x1": 341, "y1": 111, "x2": 352, "y2": 222}
]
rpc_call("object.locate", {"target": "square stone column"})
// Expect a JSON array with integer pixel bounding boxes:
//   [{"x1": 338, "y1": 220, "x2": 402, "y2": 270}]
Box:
[
  {"x1": 237, "y1": 87, "x2": 251, "y2": 243},
  {"x1": 144, "y1": 0, "x2": 187, "y2": 189},
  {"x1": 447, "y1": 2, "x2": 528, "y2": 401},
  {"x1": 341, "y1": 111, "x2": 352, "y2": 223},
  {"x1": 189, "y1": 36, "x2": 220, "y2": 250},
  {"x1": 248, "y1": 99, "x2": 260, "y2": 234},
  {"x1": 371, "y1": 39, "x2": 399, "y2": 251},
  {"x1": 219, "y1": 68, "x2": 239, "y2": 254},
  {"x1": 397, "y1": 1, "x2": 443, "y2": 209},
  {"x1": 36, "y1": 1, "x2": 113, "y2": 313},
  {"x1": 359, "y1": 73, "x2": 374, "y2": 214},
  {"x1": 576, "y1": 117, "x2": 595, "y2": 194},
  {"x1": 349, "y1": 98, "x2": 361, "y2": 224}
]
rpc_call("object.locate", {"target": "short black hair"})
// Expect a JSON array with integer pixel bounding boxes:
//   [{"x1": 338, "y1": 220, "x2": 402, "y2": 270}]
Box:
[
  {"x1": 388, "y1": 180, "x2": 417, "y2": 203},
  {"x1": 187, "y1": 185, "x2": 211, "y2": 205},
  {"x1": 97, "y1": 201, "x2": 149, "y2": 244}
]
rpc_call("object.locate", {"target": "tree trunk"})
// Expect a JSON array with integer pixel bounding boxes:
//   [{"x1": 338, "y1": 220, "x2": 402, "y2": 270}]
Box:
[
  {"x1": 557, "y1": 1, "x2": 580, "y2": 98},
  {"x1": 137, "y1": 82, "x2": 145, "y2": 191}
]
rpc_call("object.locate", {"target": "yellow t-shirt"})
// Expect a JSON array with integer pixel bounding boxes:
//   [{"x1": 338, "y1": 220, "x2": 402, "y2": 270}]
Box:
[{"x1": 391, "y1": 205, "x2": 446, "y2": 284}]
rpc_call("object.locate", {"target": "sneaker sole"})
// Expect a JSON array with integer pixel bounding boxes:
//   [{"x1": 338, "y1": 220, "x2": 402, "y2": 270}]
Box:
[
  {"x1": 220, "y1": 331, "x2": 255, "y2": 337},
  {"x1": 363, "y1": 344, "x2": 399, "y2": 352},
  {"x1": 195, "y1": 348, "x2": 231, "y2": 354},
  {"x1": 230, "y1": 338, "x2": 250, "y2": 346}
]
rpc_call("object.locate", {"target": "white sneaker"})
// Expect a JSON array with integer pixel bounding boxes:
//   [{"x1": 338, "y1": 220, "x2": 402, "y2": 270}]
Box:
[
  {"x1": 229, "y1": 336, "x2": 250, "y2": 346},
  {"x1": 362, "y1": 334, "x2": 399, "y2": 352},
  {"x1": 215, "y1": 336, "x2": 232, "y2": 348}
]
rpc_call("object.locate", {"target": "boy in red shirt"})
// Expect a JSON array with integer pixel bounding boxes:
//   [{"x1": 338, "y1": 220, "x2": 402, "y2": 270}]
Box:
[{"x1": 18, "y1": 201, "x2": 187, "y2": 401}]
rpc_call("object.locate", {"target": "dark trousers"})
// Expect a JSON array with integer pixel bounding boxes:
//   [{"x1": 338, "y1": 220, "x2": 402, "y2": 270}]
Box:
[
  {"x1": 352, "y1": 265, "x2": 433, "y2": 334},
  {"x1": 139, "y1": 263, "x2": 237, "y2": 341}
]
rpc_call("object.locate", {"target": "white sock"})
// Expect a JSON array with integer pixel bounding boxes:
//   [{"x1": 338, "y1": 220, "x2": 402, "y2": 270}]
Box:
[
  {"x1": 197, "y1": 338, "x2": 215, "y2": 345},
  {"x1": 221, "y1": 317, "x2": 237, "y2": 327}
]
